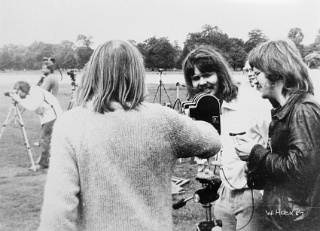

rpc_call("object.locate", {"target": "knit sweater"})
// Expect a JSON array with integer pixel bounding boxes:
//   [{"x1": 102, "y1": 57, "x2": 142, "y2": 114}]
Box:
[{"x1": 38, "y1": 102, "x2": 221, "y2": 231}]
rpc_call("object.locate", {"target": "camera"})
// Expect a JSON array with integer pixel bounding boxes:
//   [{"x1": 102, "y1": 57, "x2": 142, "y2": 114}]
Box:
[
  {"x1": 4, "y1": 92, "x2": 11, "y2": 97},
  {"x1": 67, "y1": 69, "x2": 77, "y2": 82},
  {"x1": 43, "y1": 57, "x2": 55, "y2": 63}
]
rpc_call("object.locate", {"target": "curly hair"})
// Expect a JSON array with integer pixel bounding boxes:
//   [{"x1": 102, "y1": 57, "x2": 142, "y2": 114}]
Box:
[{"x1": 14, "y1": 81, "x2": 31, "y2": 94}]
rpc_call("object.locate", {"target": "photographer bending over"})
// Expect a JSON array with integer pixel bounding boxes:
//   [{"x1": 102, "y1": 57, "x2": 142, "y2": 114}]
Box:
[
  {"x1": 38, "y1": 40, "x2": 221, "y2": 231},
  {"x1": 9, "y1": 81, "x2": 63, "y2": 170}
]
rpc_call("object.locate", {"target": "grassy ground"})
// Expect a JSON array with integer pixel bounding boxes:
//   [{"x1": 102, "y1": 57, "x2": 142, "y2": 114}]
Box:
[{"x1": 0, "y1": 80, "x2": 215, "y2": 231}]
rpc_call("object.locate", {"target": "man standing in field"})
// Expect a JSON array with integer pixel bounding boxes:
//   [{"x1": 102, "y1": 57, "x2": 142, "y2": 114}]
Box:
[{"x1": 38, "y1": 59, "x2": 59, "y2": 97}]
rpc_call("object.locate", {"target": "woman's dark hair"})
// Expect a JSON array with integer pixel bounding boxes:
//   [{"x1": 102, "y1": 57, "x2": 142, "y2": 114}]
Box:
[{"x1": 182, "y1": 45, "x2": 238, "y2": 102}]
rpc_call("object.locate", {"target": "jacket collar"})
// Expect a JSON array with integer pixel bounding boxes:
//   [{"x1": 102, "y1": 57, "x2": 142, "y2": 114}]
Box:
[{"x1": 272, "y1": 91, "x2": 304, "y2": 120}]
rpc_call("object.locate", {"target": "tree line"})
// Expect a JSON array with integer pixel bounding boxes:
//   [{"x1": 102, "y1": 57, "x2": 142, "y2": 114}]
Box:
[{"x1": 1, "y1": 25, "x2": 319, "y2": 71}]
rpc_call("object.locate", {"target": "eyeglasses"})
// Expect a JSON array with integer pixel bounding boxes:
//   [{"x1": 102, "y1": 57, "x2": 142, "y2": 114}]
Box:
[
  {"x1": 253, "y1": 71, "x2": 261, "y2": 77},
  {"x1": 191, "y1": 72, "x2": 215, "y2": 81}
]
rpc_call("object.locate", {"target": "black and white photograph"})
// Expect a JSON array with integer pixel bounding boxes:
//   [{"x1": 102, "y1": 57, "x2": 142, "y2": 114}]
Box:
[{"x1": 1, "y1": 0, "x2": 320, "y2": 230}]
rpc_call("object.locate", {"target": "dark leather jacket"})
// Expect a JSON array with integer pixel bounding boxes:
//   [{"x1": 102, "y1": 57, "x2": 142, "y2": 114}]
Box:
[{"x1": 247, "y1": 92, "x2": 320, "y2": 230}]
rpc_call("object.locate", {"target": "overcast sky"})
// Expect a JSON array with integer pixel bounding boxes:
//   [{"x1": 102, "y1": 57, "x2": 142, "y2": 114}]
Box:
[{"x1": 0, "y1": 0, "x2": 319, "y2": 48}]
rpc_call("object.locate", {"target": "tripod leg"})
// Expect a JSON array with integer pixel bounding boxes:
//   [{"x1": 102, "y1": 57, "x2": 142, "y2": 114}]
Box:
[
  {"x1": 15, "y1": 105, "x2": 36, "y2": 171},
  {"x1": 160, "y1": 82, "x2": 172, "y2": 105},
  {"x1": 0, "y1": 104, "x2": 16, "y2": 141},
  {"x1": 153, "y1": 84, "x2": 162, "y2": 103}
]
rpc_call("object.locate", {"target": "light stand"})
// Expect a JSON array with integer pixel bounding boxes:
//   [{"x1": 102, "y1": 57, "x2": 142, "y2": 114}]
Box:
[
  {"x1": 172, "y1": 82, "x2": 185, "y2": 113},
  {"x1": 0, "y1": 102, "x2": 36, "y2": 171},
  {"x1": 153, "y1": 69, "x2": 172, "y2": 105}
]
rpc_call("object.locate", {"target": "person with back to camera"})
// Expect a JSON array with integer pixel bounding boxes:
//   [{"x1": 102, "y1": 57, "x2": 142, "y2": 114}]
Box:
[
  {"x1": 182, "y1": 45, "x2": 272, "y2": 231},
  {"x1": 8, "y1": 81, "x2": 63, "y2": 170},
  {"x1": 234, "y1": 39, "x2": 320, "y2": 231},
  {"x1": 37, "y1": 40, "x2": 222, "y2": 231}
]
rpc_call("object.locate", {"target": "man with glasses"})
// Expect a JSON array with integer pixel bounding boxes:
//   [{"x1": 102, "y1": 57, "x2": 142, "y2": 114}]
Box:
[
  {"x1": 243, "y1": 60, "x2": 258, "y2": 88},
  {"x1": 183, "y1": 45, "x2": 271, "y2": 231}
]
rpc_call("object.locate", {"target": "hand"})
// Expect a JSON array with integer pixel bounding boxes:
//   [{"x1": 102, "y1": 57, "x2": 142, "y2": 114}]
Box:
[
  {"x1": 9, "y1": 92, "x2": 20, "y2": 102},
  {"x1": 234, "y1": 135, "x2": 256, "y2": 161}
]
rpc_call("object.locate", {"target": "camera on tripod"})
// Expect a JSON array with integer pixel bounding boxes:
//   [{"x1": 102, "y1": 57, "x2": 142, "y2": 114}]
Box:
[
  {"x1": 4, "y1": 92, "x2": 11, "y2": 97},
  {"x1": 67, "y1": 69, "x2": 77, "y2": 82},
  {"x1": 43, "y1": 57, "x2": 55, "y2": 63},
  {"x1": 158, "y1": 68, "x2": 164, "y2": 74}
]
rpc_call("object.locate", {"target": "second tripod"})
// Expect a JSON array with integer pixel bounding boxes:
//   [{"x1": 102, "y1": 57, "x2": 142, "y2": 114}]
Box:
[{"x1": 153, "y1": 69, "x2": 172, "y2": 105}]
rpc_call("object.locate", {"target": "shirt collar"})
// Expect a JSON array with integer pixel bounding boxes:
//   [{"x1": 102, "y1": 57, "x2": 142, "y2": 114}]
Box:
[{"x1": 221, "y1": 98, "x2": 238, "y2": 111}]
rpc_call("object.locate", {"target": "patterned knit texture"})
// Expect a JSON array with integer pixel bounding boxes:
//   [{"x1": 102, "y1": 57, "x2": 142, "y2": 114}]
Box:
[{"x1": 38, "y1": 102, "x2": 221, "y2": 231}]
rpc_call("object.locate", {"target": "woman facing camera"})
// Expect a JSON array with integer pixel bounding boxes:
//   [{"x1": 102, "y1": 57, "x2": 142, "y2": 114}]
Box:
[
  {"x1": 235, "y1": 39, "x2": 320, "y2": 231},
  {"x1": 38, "y1": 40, "x2": 221, "y2": 231}
]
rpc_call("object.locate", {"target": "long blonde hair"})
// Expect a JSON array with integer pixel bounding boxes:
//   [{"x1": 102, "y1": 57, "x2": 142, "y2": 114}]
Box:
[{"x1": 76, "y1": 40, "x2": 146, "y2": 113}]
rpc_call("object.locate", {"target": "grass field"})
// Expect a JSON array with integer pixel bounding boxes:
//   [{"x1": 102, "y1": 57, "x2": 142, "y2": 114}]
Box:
[{"x1": 0, "y1": 74, "x2": 228, "y2": 230}]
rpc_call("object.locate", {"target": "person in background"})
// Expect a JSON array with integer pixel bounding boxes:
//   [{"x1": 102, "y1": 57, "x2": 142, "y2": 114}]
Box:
[
  {"x1": 243, "y1": 60, "x2": 258, "y2": 88},
  {"x1": 235, "y1": 39, "x2": 320, "y2": 231},
  {"x1": 183, "y1": 45, "x2": 271, "y2": 231},
  {"x1": 38, "y1": 40, "x2": 221, "y2": 231},
  {"x1": 9, "y1": 81, "x2": 63, "y2": 170},
  {"x1": 305, "y1": 53, "x2": 320, "y2": 102},
  {"x1": 38, "y1": 60, "x2": 59, "y2": 97},
  {"x1": 33, "y1": 60, "x2": 60, "y2": 147}
]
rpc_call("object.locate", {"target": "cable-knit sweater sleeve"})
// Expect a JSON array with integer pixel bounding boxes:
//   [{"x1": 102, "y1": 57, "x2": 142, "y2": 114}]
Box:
[
  {"x1": 38, "y1": 113, "x2": 80, "y2": 231},
  {"x1": 161, "y1": 106, "x2": 221, "y2": 159}
]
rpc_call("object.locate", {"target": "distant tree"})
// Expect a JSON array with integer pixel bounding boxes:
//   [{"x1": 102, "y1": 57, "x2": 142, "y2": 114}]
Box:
[
  {"x1": 180, "y1": 25, "x2": 232, "y2": 67},
  {"x1": 140, "y1": 37, "x2": 176, "y2": 70},
  {"x1": 75, "y1": 35, "x2": 94, "y2": 69},
  {"x1": 184, "y1": 25, "x2": 230, "y2": 54},
  {"x1": 55, "y1": 40, "x2": 77, "y2": 69},
  {"x1": 76, "y1": 35, "x2": 94, "y2": 48},
  {"x1": 0, "y1": 46, "x2": 13, "y2": 70},
  {"x1": 244, "y1": 29, "x2": 268, "y2": 53},
  {"x1": 180, "y1": 25, "x2": 247, "y2": 70},
  {"x1": 173, "y1": 40, "x2": 182, "y2": 69},
  {"x1": 136, "y1": 42, "x2": 148, "y2": 59},
  {"x1": 24, "y1": 42, "x2": 57, "y2": 70},
  {"x1": 227, "y1": 38, "x2": 247, "y2": 70},
  {"x1": 0, "y1": 44, "x2": 27, "y2": 70}
]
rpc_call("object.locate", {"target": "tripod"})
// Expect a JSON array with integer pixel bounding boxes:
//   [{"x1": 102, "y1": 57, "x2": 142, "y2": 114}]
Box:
[
  {"x1": 173, "y1": 173, "x2": 222, "y2": 231},
  {"x1": 0, "y1": 102, "x2": 36, "y2": 171},
  {"x1": 153, "y1": 70, "x2": 172, "y2": 105},
  {"x1": 67, "y1": 80, "x2": 77, "y2": 110}
]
